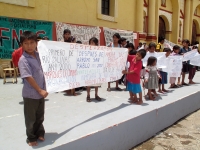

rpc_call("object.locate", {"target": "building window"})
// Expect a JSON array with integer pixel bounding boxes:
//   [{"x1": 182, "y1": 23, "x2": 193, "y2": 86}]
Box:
[
  {"x1": 97, "y1": 0, "x2": 118, "y2": 22},
  {"x1": 161, "y1": 0, "x2": 166, "y2": 7},
  {"x1": 101, "y1": 0, "x2": 110, "y2": 16},
  {"x1": 0, "y1": 0, "x2": 35, "y2": 7}
]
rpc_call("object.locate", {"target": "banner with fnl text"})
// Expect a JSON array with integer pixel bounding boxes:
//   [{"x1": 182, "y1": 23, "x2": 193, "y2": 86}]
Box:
[
  {"x1": 0, "y1": 16, "x2": 53, "y2": 59},
  {"x1": 38, "y1": 40, "x2": 128, "y2": 93}
]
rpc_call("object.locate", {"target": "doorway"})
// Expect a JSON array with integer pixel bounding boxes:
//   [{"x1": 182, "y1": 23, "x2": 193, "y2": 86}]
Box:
[
  {"x1": 191, "y1": 21, "x2": 197, "y2": 45},
  {"x1": 159, "y1": 17, "x2": 166, "y2": 40}
]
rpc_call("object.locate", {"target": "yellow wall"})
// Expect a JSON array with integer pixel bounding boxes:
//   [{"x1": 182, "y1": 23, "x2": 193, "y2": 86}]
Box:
[
  {"x1": 0, "y1": 0, "x2": 136, "y2": 31},
  {"x1": 160, "y1": 0, "x2": 172, "y2": 12},
  {"x1": 0, "y1": 0, "x2": 200, "y2": 44}
]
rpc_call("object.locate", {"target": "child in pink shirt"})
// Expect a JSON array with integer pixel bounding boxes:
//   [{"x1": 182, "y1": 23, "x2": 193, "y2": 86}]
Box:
[{"x1": 122, "y1": 49, "x2": 146, "y2": 104}]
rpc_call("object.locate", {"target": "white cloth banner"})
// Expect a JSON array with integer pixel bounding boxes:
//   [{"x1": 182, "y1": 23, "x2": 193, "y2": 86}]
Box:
[
  {"x1": 164, "y1": 39, "x2": 175, "y2": 50},
  {"x1": 55, "y1": 22, "x2": 100, "y2": 45},
  {"x1": 103, "y1": 27, "x2": 137, "y2": 46},
  {"x1": 167, "y1": 56, "x2": 183, "y2": 77},
  {"x1": 137, "y1": 45, "x2": 144, "y2": 51},
  {"x1": 37, "y1": 40, "x2": 128, "y2": 93},
  {"x1": 182, "y1": 49, "x2": 199, "y2": 61},
  {"x1": 143, "y1": 53, "x2": 183, "y2": 77},
  {"x1": 142, "y1": 52, "x2": 167, "y2": 68},
  {"x1": 190, "y1": 53, "x2": 200, "y2": 66}
]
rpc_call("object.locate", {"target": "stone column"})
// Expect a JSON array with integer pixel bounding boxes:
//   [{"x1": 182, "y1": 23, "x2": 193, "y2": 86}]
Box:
[
  {"x1": 136, "y1": 0, "x2": 144, "y2": 33},
  {"x1": 147, "y1": 0, "x2": 157, "y2": 41},
  {"x1": 183, "y1": 0, "x2": 192, "y2": 39}
]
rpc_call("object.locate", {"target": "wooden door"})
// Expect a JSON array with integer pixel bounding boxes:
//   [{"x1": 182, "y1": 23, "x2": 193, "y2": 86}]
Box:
[
  {"x1": 191, "y1": 21, "x2": 197, "y2": 45},
  {"x1": 159, "y1": 17, "x2": 166, "y2": 39}
]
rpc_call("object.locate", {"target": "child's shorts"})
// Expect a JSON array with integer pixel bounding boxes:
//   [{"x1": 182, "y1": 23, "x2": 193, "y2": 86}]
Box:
[
  {"x1": 182, "y1": 62, "x2": 189, "y2": 73},
  {"x1": 127, "y1": 81, "x2": 142, "y2": 94},
  {"x1": 159, "y1": 71, "x2": 168, "y2": 84}
]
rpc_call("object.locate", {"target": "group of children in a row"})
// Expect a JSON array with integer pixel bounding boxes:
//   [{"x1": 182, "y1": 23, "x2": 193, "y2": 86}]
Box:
[
  {"x1": 62, "y1": 30, "x2": 199, "y2": 105},
  {"x1": 18, "y1": 30, "x2": 199, "y2": 146},
  {"x1": 123, "y1": 39, "x2": 199, "y2": 104}
]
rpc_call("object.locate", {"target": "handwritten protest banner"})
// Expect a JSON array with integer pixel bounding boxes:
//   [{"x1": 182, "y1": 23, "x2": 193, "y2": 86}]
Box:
[
  {"x1": 141, "y1": 52, "x2": 183, "y2": 77},
  {"x1": 142, "y1": 52, "x2": 167, "y2": 68},
  {"x1": 103, "y1": 27, "x2": 137, "y2": 46},
  {"x1": 182, "y1": 49, "x2": 199, "y2": 61},
  {"x1": 190, "y1": 53, "x2": 200, "y2": 66},
  {"x1": 0, "y1": 16, "x2": 53, "y2": 58},
  {"x1": 167, "y1": 56, "x2": 183, "y2": 77},
  {"x1": 56, "y1": 22, "x2": 100, "y2": 45},
  {"x1": 38, "y1": 40, "x2": 128, "y2": 93}
]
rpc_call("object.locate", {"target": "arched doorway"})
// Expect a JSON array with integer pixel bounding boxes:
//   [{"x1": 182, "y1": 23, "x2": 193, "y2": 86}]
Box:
[
  {"x1": 159, "y1": 17, "x2": 166, "y2": 39},
  {"x1": 191, "y1": 21, "x2": 197, "y2": 45}
]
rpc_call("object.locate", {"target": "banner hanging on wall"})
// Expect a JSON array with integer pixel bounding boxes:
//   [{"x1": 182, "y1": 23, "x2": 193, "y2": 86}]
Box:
[
  {"x1": 103, "y1": 27, "x2": 137, "y2": 46},
  {"x1": 38, "y1": 40, "x2": 128, "y2": 93},
  {"x1": 55, "y1": 22, "x2": 100, "y2": 45},
  {"x1": 0, "y1": 16, "x2": 53, "y2": 59}
]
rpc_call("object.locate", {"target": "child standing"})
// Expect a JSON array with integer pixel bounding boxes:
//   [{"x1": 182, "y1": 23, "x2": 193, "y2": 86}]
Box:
[
  {"x1": 107, "y1": 33, "x2": 122, "y2": 91},
  {"x1": 188, "y1": 46, "x2": 198, "y2": 84},
  {"x1": 145, "y1": 57, "x2": 161, "y2": 100},
  {"x1": 119, "y1": 43, "x2": 136, "y2": 85},
  {"x1": 18, "y1": 31, "x2": 48, "y2": 146},
  {"x1": 158, "y1": 48, "x2": 171, "y2": 93},
  {"x1": 148, "y1": 42, "x2": 157, "y2": 53},
  {"x1": 86, "y1": 37, "x2": 102, "y2": 102},
  {"x1": 178, "y1": 39, "x2": 191, "y2": 86},
  {"x1": 122, "y1": 49, "x2": 147, "y2": 104},
  {"x1": 169, "y1": 45, "x2": 181, "y2": 88},
  {"x1": 63, "y1": 29, "x2": 77, "y2": 96}
]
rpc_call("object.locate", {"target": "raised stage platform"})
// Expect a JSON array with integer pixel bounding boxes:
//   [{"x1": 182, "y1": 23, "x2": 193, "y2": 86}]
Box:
[{"x1": 0, "y1": 72, "x2": 200, "y2": 150}]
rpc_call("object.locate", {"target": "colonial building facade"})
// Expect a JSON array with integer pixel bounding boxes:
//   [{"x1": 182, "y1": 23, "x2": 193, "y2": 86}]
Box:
[{"x1": 0, "y1": 0, "x2": 200, "y2": 45}]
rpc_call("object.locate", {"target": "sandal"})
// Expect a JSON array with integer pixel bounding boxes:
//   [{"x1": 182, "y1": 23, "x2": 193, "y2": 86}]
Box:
[
  {"x1": 86, "y1": 96, "x2": 91, "y2": 102},
  {"x1": 182, "y1": 82, "x2": 189, "y2": 86},
  {"x1": 115, "y1": 87, "x2": 122, "y2": 91},
  {"x1": 107, "y1": 88, "x2": 111, "y2": 92},
  {"x1": 170, "y1": 85, "x2": 179, "y2": 88},
  {"x1": 73, "y1": 92, "x2": 78, "y2": 96},
  {"x1": 95, "y1": 95, "x2": 102, "y2": 101},
  {"x1": 177, "y1": 84, "x2": 183, "y2": 87}
]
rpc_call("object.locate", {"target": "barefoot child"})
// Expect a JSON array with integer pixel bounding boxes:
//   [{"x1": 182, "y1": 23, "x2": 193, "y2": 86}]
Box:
[
  {"x1": 145, "y1": 56, "x2": 161, "y2": 100},
  {"x1": 158, "y1": 48, "x2": 171, "y2": 93},
  {"x1": 178, "y1": 39, "x2": 191, "y2": 86},
  {"x1": 169, "y1": 45, "x2": 181, "y2": 88},
  {"x1": 188, "y1": 46, "x2": 198, "y2": 84},
  {"x1": 62, "y1": 29, "x2": 78, "y2": 96},
  {"x1": 107, "y1": 33, "x2": 122, "y2": 92},
  {"x1": 18, "y1": 31, "x2": 48, "y2": 146},
  {"x1": 86, "y1": 37, "x2": 102, "y2": 102},
  {"x1": 122, "y1": 49, "x2": 146, "y2": 104}
]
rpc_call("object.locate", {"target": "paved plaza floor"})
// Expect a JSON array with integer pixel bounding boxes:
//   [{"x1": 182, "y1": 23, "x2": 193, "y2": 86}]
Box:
[
  {"x1": 133, "y1": 109, "x2": 200, "y2": 150},
  {"x1": 0, "y1": 72, "x2": 200, "y2": 150}
]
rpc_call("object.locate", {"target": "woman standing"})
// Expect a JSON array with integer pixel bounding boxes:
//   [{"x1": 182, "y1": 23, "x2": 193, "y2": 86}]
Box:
[{"x1": 107, "y1": 33, "x2": 122, "y2": 91}]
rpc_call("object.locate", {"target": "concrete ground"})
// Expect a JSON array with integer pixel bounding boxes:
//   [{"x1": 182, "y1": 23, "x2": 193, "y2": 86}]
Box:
[
  {"x1": 0, "y1": 72, "x2": 200, "y2": 150},
  {"x1": 133, "y1": 109, "x2": 200, "y2": 150}
]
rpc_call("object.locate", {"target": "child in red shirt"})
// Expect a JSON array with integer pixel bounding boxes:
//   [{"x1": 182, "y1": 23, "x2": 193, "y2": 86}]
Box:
[{"x1": 122, "y1": 49, "x2": 146, "y2": 104}]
